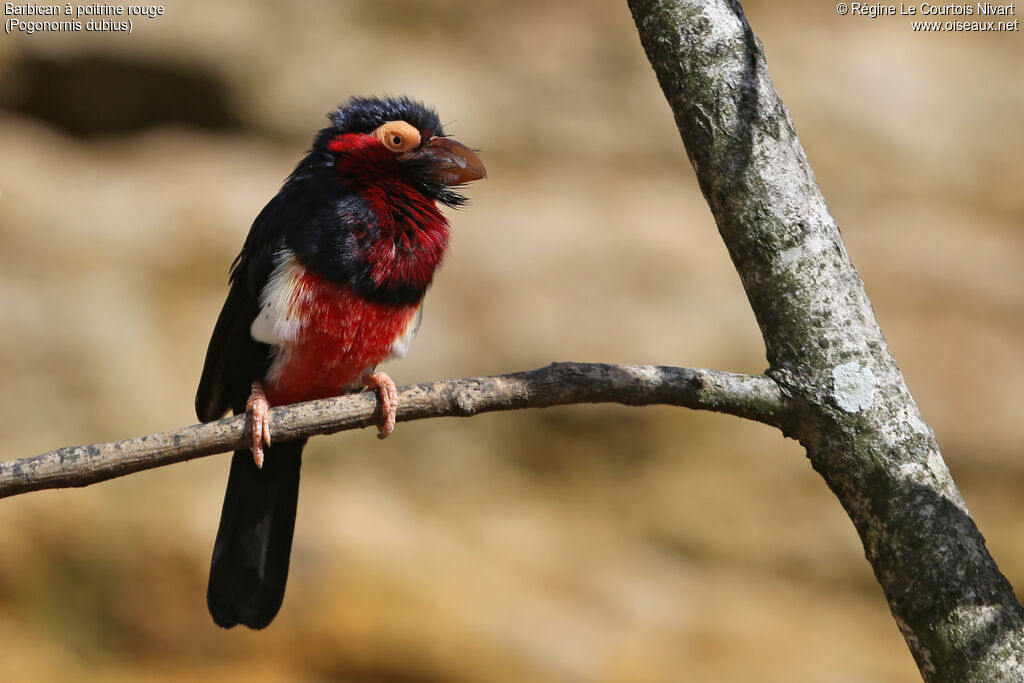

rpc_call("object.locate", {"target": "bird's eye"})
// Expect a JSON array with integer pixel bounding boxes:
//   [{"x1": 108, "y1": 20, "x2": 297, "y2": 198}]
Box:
[{"x1": 372, "y1": 121, "x2": 421, "y2": 153}]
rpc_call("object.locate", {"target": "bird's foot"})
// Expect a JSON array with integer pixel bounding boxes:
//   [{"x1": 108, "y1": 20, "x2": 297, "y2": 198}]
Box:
[
  {"x1": 364, "y1": 372, "x2": 398, "y2": 439},
  {"x1": 246, "y1": 381, "x2": 272, "y2": 468}
]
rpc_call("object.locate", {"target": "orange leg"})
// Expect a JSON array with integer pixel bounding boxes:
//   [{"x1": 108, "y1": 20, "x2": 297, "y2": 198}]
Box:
[
  {"x1": 246, "y1": 381, "x2": 273, "y2": 468},
  {"x1": 365, "y1": 371, "x2": 398, "y2": 439}
]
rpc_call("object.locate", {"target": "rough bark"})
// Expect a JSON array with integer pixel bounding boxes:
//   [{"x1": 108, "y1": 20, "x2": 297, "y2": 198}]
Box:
[
  {"x1": 0, "y1": 362, "x2": 783, "y2": 499},
  {"x1": 626, "y1": 0, "x2": 1024, "y2": 679}
]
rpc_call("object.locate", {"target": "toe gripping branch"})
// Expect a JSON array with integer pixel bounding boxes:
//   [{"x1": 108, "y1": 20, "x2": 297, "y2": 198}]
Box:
[
  {"x1": 246, "y1": 382, "x2": 273, "y2": 468},
  {"x1": 365, "y1": 372, "x2": 398, "y2": 439}
]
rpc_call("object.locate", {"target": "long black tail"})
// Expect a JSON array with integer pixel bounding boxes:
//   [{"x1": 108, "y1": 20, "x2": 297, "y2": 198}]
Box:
[{"x1": 207, "y1": 439, "x2": 305, "y2": 629}]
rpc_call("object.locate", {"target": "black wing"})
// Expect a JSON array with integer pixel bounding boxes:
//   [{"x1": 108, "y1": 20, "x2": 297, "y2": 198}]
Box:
[
  {"x1": 194, "y1": 274, "x2": 269, "y2": 421},
  {"x1": 195, "y1": 167, "x2": 327, "y2": 422}
]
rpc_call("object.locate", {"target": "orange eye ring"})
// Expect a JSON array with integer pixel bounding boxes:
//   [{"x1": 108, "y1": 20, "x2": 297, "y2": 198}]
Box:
[{"x1": 372, "y1": 121, "x2": 421, "y2": 153}]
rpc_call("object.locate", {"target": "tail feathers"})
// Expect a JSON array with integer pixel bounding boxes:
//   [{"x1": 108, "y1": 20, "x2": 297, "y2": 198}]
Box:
[{"x1": 207, "y1": 439, "x2": 305, "y2": 629}]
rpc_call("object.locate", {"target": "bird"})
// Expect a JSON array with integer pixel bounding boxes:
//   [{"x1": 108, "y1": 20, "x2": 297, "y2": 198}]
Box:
[{"x1": 195, "y1": 95, "x2": 486, "y2": 629}]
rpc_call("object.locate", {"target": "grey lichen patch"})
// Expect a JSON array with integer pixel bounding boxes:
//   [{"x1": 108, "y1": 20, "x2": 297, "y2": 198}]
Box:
[
  {"x1": 950, "y1": 604, "x2": 1001, "y2": 637},
  {"x1": 774, "y1": 245, "x2": 802, "y2": 273},
  {"x1": 831, "y1": 362, "x2": 876, "y2": 413}
]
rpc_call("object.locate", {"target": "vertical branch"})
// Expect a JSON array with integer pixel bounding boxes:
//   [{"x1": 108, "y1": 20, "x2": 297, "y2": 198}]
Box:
[{"x1": 626, "y1": 0, "x2": 1024, "y2": 679}]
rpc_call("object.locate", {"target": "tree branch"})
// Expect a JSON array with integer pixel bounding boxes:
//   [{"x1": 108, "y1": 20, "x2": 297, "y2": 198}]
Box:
[
  {"x1": 0, "y1": 362, "x2": 785, "y2": 500},
  {"x1": 627, "y1": 0, "x2": 1024, "y2": 679}
]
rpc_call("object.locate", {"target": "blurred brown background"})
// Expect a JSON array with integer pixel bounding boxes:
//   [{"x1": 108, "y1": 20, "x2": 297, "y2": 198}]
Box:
[{"x1": 1, "y1": 1, "x2": 1021, "y2": 681}]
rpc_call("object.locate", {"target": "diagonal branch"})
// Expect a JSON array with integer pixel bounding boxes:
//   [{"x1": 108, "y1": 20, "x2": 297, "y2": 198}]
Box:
[
  {"x1": 0, "y1": 362, "x2": 786, "y2": 500},
  {"x1": 627, "y1": 0, "x2": 1024, "y2": 678}
]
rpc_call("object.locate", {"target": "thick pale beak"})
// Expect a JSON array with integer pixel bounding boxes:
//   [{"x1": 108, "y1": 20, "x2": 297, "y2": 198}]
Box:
[{"x1": 419, "y1": 137, "x2": 487, "y2": 186}]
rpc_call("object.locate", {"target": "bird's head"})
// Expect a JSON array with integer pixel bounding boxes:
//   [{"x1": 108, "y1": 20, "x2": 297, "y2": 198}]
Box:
[{"x1": 317, "y1": 96, "x2": 486, "y2": 208}]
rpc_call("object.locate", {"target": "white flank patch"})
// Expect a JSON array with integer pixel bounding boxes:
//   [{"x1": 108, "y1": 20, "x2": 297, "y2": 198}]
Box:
[
  {"x1": 251, "y1": 249, "x2": 306, "y2": 346},
  {"x1": 387, "y1": 303, "x2": 423, "y2": 361}
]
